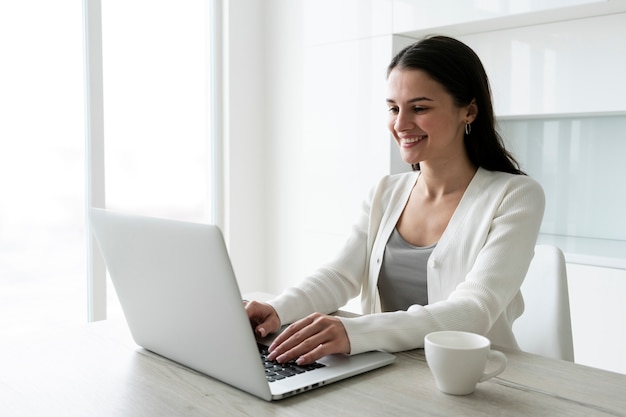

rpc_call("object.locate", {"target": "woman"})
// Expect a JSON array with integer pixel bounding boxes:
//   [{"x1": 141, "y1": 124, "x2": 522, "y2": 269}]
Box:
[{"x1": 246, "y1": 35, "x2": 545, "y2": 366}]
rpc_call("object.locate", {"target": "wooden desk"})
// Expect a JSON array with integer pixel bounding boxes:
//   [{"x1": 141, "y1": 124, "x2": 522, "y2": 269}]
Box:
[{"x1": 1, "y1": 319, "x2": 625, "y2": 417}]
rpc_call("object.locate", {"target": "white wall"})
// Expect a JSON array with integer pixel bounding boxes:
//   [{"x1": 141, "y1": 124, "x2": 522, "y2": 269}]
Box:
[
  {"x1": 461, "y1": 14, "x2": 626, "y2": 116},
  {"x1": 260, "y1": 0, "x2": 394, "y2": 294},
  {"x1": 227, "y1": 0, "x2": 626, "y2": 374}
]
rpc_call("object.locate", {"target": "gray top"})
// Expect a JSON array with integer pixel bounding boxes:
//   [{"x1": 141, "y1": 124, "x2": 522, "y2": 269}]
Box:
[{"x1": 377, "y1": 228, "x2": 435, "y2": 311}]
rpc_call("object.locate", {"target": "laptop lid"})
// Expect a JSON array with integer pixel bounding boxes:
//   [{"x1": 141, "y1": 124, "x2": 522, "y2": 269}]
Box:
[{"x1": 89, "y1": 208, "x2": 395, "y2": 401}]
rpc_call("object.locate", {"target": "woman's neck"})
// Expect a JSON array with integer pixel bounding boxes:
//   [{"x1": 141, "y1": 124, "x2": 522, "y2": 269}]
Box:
[{"x1": 417, "y1": 158, "x2": 478, "y2": 200}]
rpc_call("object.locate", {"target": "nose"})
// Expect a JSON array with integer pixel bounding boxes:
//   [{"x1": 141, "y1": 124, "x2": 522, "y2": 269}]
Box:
[{"x1": 394, "y1": 109, "x2": 414, "y2": 132}]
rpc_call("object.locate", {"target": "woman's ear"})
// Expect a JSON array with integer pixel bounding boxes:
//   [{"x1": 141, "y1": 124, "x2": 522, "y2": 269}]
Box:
[{"x1": 466, "y1": 99, "x2": 478, "y2": 123}]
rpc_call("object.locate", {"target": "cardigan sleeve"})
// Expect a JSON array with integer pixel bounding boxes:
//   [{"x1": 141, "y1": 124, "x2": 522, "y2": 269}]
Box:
[{"x1": 266, "y1": 182, "x2": 377, "y2": 326}]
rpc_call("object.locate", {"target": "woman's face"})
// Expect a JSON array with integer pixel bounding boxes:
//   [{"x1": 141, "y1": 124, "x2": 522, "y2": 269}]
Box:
[{"x1": 386, "y1": 68, "x2": 475, "y2": 168}]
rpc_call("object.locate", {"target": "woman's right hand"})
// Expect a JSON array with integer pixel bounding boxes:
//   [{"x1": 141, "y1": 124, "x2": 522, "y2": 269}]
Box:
[{"x1": 244, "y1": 300, "x2": 281, "y2": 338}]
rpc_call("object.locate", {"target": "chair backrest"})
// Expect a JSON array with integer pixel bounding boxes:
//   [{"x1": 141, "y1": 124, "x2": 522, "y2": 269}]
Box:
[{"x1": 513, "y1": 245, "x2": 575, "y2": 361}]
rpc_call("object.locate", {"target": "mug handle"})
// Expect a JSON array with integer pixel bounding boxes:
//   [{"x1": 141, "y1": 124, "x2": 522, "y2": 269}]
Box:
[{"x1": 478, "y1": 350, "x2": 507, "y2": 382}]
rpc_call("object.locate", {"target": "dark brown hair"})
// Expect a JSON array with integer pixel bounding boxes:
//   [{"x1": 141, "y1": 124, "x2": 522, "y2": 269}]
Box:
[{"x1": 389, "y1": 35, "x2": 524, "y2": 175}]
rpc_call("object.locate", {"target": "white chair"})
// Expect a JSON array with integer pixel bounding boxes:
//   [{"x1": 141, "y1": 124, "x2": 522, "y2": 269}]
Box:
[{"x1": 513, "y1": 245, "x2": 575, "y2": 362}]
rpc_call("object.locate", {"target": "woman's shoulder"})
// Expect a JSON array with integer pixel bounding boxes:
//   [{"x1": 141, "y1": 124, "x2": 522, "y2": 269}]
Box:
[
  {"x1": 477, "y1": 167, "x2": 543, "y2": 189},
  {"x1": 365, "y1": 171, "x2": 418, "y2": 206},
  {"x1": 474, "y1": 168, "x2": 545, "y2": 206},
  {"x1": 378, "y1": 170, "x2": 419, "y2": 187},
  {"x1": 372, "y1": 171, "x2": 418, "y2": 194}
]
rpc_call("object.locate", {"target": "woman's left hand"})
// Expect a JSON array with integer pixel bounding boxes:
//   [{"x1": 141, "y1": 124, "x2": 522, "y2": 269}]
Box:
[{"x1": 266, "y1": 312, "x2": 350, "y2": 365}]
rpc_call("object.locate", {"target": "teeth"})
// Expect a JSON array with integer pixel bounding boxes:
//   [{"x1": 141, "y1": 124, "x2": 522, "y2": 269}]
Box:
[{"x1": 402, "y1": 136, "x2": 426, "y2": 144}]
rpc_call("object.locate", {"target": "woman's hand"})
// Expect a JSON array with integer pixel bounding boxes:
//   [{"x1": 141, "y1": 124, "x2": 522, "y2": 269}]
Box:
[
  {"x1": 245, "y1": 300, "x2": 281, "y2": 339},
  {"x1": 266, "y1": 313, "x2": 351, "y2": 365}
]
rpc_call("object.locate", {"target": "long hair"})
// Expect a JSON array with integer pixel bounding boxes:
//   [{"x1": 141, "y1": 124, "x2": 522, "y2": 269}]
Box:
[{"x1": 388, "y1": 35, "x2": 524, "y2": 175}]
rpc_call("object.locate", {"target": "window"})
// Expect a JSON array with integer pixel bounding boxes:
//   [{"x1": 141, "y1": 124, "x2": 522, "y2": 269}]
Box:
[
  {"x1": 102, "y1": 0, "x2": 211, "y2": 221},
  {"x1": 99, "y1": 0, "x2": 214, "y2": 319},
  {"x1": 0, "y1": 0, "x2": 217, "y2": 334},
  {"x1": 0, "y1": 1, "x2": 86, "y2": 334}
]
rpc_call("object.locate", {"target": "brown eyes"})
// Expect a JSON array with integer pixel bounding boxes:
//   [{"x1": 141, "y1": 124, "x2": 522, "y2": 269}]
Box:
[{"x1": 387, "y1": 106, "x2": 427, "y2": 114}]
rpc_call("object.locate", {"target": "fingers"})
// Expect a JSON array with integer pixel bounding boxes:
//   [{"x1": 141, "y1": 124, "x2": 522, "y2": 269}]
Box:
[
  {"x1": 267, "y1": 314, "x2": 313, "y2": 352},
  {"x1": 245, "y1": 300, "x2": 281, "y2": 338},
  {"x1": 245, "y1": 304, "x2": 351, "y2": 364},
  {"x1": 267, "y1": 313, "x2": 350, "y2": 365}
]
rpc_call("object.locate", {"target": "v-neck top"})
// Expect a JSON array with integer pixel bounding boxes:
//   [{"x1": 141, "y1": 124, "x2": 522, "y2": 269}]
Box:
[{"x1": 378, "y1": 228, "x2": 435, "y2": 311}]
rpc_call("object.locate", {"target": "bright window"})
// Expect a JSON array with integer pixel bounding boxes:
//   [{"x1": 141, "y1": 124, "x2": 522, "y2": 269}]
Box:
[
  {"x1": 0, "y1": 1, "x2": 86, "y2": 335},
  {"x1": 102, "y1": 0, "x2": 211, "y2": 222},
  {"x1": 100, "y1": 0, "x2": 213, "y2": 318},
  {"x1": 0, "y1": 0, "x2": 214, "y2": 333}
]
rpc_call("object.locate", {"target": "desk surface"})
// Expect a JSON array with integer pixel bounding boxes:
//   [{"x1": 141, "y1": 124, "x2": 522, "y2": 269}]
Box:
[{"x1": 1, "y1": 319, "x2": 625, "y2": 417}]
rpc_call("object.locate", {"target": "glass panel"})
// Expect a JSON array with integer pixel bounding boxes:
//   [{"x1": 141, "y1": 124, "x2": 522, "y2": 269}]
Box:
[
  {"x1": 101, "y1": 1, "x2": 211, "y2": 317},
  {"x1": 499, "y1": 114, "x2": 626, "y2": 253},
  {"x1": 0, "y1": 1, "x2": 86, "y2": 334},
  {"x1": 101, "y1": 0, "x2": 210, "y2": 221}
]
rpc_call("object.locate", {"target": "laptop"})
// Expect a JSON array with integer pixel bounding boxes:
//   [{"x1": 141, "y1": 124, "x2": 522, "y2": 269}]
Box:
[{"x1": 89, "y1": 208, "x2": 396, "y2": 401}]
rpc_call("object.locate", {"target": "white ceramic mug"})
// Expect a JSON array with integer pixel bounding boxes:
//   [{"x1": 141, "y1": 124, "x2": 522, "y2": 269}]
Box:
[{"x1": 424, "y1": 331, "x2": 507, "y2": 395}]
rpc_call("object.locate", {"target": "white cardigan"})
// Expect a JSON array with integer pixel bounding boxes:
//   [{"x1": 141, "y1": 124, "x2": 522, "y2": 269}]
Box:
[{"x1": 268, "y1": 168, "x2": 545, "y2": 355}]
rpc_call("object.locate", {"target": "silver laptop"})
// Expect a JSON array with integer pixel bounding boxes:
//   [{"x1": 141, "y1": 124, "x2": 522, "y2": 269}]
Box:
[{"x1": 89, "y1": 208, "x2": 395, "y2": 401}]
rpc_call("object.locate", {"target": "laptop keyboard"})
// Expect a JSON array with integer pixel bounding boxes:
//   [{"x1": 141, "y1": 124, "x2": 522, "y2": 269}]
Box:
[{"x1": 258, "y1": 343, "x2": 326, "y2": 383}]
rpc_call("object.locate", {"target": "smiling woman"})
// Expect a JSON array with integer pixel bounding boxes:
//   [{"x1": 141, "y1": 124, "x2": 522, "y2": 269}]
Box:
[
  {"x1": 245, "y1": 35, "x2": 545, "y2": 367},
  {"x1": 385, "y1": 69, "x2": 476, "y2": 173}
]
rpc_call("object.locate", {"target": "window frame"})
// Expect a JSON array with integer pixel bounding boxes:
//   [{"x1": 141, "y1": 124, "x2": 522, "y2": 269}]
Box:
[{"x1": 82, "y1": 0, "x2": 223, "y2": 321}]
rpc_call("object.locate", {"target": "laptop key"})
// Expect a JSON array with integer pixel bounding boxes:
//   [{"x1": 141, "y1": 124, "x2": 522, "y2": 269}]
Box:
[{"x1": 258, "y1": 343, "x2": 326, "y2": 383}]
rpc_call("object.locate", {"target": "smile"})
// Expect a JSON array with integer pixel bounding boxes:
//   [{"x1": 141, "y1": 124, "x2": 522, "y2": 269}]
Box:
[{"x1": 400, "y1": 135, "x2": 427, "y2": 144}]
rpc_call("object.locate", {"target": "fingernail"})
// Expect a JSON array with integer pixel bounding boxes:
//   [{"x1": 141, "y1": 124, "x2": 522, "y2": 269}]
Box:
[
  {"x1": 258, "y1": 328, "x2": 266, "y2": 337},
  {"x1": 296, "y1": 357, "x2": 305, "y2": 365}
]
